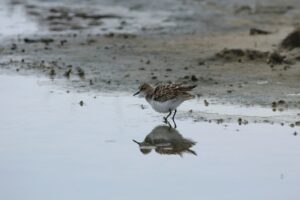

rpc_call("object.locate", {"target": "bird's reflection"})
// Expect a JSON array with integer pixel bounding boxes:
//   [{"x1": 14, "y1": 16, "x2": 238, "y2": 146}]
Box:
[{"x1": 133, "y1": 125, "x2": 197, "y2": 156}]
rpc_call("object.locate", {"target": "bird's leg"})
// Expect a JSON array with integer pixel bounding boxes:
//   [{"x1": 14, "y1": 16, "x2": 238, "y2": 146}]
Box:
[
  {"x1": 172, "y1": 109, "x2": 177, "y2": 120},
  {"x1": 172, "y1": 109, "x2": 177, "y2": 128},
  {"x1": 166, "y1": 120, "x2": 172, "y2": 129},
  {"x1": 172, "y1": 120, "x2": 177, "y2": 129},
  {"x1": 163, "y1": 110, "x2": 172, "y2": 123}
]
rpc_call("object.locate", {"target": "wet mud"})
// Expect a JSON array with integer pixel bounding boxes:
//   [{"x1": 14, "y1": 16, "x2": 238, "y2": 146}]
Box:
[{"x1": 1, "y1": 0, "x2": 300, "y2": 123}]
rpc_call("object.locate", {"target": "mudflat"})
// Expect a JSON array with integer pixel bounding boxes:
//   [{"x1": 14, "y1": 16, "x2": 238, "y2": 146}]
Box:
[{"x1": 1, "y1": 0, "x2": 300, "y2": 116}]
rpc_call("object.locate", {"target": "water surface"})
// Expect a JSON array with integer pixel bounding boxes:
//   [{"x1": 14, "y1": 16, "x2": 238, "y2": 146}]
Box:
[{"x1": 0, "y1": 74, "x2": 299, "y2": 200}]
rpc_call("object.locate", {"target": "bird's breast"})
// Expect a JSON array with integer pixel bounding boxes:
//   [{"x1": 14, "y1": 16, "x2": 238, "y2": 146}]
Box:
[{"x1": 148, "y1": 99, "x2": 182, "y2": 113}]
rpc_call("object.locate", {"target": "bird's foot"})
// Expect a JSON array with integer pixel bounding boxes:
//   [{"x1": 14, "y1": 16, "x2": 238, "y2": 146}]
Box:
[{"x1": 163, "y1": 117, "x2": 167, "y2": 123}]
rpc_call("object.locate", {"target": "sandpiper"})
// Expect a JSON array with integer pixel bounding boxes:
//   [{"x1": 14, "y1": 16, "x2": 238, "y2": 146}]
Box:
[{"x1": 133, "y1": 83, "x2": 196, "y2": 123}]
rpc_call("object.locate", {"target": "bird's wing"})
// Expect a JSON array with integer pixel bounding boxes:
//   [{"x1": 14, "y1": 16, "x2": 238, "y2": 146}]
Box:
[{"x1": 153, "y1": 83, "x2": 194, "y2": 102}]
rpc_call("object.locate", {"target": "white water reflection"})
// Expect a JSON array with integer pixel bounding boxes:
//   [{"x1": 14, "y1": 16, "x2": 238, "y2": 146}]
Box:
[
  {"x1": 0, "y1": 74, "x2": 299, "y2": 200},
  {"x1": 133, "y1": 125, "x2": 197, "y2": 156}
]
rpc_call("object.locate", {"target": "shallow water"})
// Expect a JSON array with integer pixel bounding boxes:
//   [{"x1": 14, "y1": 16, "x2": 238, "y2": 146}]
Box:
[
  {"x1": 0, "y1": 1, "x2": 39, "y2": 37},
  {"x1": 1, "y1": 0, "x2": 300, "y2": 38},
  {"x1": 0, "y1": 74, "x2": 300, "y2": 200}
]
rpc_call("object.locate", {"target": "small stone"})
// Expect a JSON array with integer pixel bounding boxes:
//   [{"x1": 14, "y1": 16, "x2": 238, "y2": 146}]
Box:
[
  {"x1": 191, "y1": 75, "x2": 198, "y2": 82},
  {"x1": 11, "y1": 43, "x2": 17, "y2": 50},
  {"x1": 49, "y1": 68, "x2": 56, "y2": 76},
  {"x1": 238, "y1": 118, "x2": 242, "y2": 125},
  {"x1": 79, "y1": 101, "x2": 84, "y2": 106},
  {"x1": 76, "y1": 67, "x2": 85, "y2": 78},
  {"x1": 64, "y1": 69, "x2": 72, "y2": 78},
  {"x1": 198, "y1": 61, "x2": 205, "y2": 65},
  {"x1": 204, "y1": 100, "x2": 209, "y2": 106}
]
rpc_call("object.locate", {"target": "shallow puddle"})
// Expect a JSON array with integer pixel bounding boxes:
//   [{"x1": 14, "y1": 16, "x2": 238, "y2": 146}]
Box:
[
  {"x1": 0, "y1": 0, "x2": 175, "y2": 36},
  {"x1": 0, "y1": 74, "x2": 299, "y2": 200},
  {"x1": 0, "y1": 1, "x2": 39, "y2": 37}
]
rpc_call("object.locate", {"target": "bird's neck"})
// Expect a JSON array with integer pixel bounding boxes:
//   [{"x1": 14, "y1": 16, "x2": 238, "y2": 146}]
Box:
[
  {"x1": 145, "y1": 93, "x2": 153, "y2": 102},
  {"x1": 145, "y1": 86, "x2": 154, "y2": 101}
]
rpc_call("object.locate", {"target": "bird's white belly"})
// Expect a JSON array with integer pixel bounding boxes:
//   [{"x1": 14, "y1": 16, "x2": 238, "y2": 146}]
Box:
[{"x1": 149, "y1": 99, "x2": 183, "y2": 113}]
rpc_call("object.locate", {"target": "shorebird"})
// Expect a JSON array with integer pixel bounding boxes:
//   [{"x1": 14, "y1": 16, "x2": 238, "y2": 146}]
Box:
[{"x1": 133, "y1": 83, "x2": 196, "y2": 125}]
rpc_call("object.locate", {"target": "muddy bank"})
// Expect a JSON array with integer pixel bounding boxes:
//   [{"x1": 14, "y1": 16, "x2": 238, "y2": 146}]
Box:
[
  {"x1": 2, "y1": 28, "x2": 300, "y2": 107},
  {"x1": 1, "y1": 0, "x2": 300, "y2": 113}
]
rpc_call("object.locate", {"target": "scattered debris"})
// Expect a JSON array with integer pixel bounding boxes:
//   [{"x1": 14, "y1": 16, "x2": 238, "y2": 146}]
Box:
[
  {"x1": 280, "y1": 28, "x2": 300, "y2": 49},
  {"x1": 79, "y1": 100, "x2": 84, "y2": 106},
  {"x1": 238, "y1": 118, "x2": 242, "y2": 125},
  {"x1": 11, "y1": 43, "x2": 17, "y2": 50},
  {"x1": 74, "y1": 13, "x2": 121, "y2": 20},
  {"x1": 204, "y1": 100, "x2": 209, "y2": 106},
  {"x1": 250, "y1": 28, "x2": 271, "y2": 35},
  {"x1": 64, "y1": 68, "x2": 72, "y2": 78},
  {"x1": 216, "y1": 119, "x2": 224, "y2": 124},
  {"x1": 255, "y1": 4, "x2": 293, "y2": 15},
  {"x1": 198, "y1": 61, "x2": 205, "y2": 65},
  {"x1": 234, "y1": 5, "x2": 252, "y2": 14},
  {"x1": 76, "y1": 67, "x2": 85, "y2": 78},
  {"x1": 215, "y1": 48, "x2": 268, "y2": 61},
  {"x1": 191, "y1": 75, "x2": 198, "y2": 82},
  {"x1": 267, "y1": 52, "x2": 286, "y2": 64},
  {"x1": 24, "y1": 38, "x2": 54, "y2": 45},
  {"x1": 49, "y1": 68, "x2": 56, "y2": 76},
  {"x1": 140, "y1": 105, "x2": 146, "y2": 109}
]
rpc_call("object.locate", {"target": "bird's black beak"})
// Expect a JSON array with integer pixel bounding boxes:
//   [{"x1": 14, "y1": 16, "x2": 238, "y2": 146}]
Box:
[
  {"x1": 132, "y1": 140, "x2": 141, "y2": 145},
  {"x1": 133, "y1": 91, "x2": 140, "y2": 96}
]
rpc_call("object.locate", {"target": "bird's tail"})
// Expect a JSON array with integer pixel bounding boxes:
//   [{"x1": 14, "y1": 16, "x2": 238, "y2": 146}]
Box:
[
  {"x1": 182, "y1": 85, "x2": 197, "y2": 91},
  {"x1": 183, "y1": 93, "x2": 195, "y2": 100}
]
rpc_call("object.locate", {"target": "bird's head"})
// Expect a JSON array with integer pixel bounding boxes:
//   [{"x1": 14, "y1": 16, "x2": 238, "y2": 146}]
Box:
[{"x1": 133, "y1": 83, "x2": 153, "y2": 97}]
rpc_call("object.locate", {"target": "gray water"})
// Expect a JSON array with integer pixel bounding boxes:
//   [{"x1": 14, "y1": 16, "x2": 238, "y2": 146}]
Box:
[
  {"x1": 0, "y1": 74, "x2": 299, "y2": 200},
  {"x1": 3, "y1": 0, "x2": 299, "y2": 37}
]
